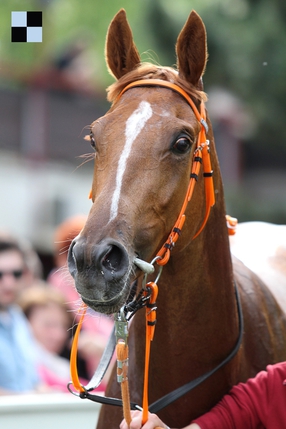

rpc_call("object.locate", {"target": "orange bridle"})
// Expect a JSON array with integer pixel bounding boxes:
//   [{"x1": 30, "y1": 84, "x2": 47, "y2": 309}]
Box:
[
  {"x1": 118, "y1": 79, "x2": 216, "y2": 266},
  {"x1": 70, "y1": 80, "x2": 218, "y2": 427}
]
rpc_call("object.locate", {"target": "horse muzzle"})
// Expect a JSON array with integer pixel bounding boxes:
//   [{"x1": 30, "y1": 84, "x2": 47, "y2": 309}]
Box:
[{"x1": 68, "y1": 236, "x2": 132, "y2": 314}]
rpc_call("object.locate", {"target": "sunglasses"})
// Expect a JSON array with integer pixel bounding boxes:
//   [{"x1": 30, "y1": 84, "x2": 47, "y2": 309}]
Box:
[{"x1": 0, "y1": 270, "x2": 24, "y2": 280}]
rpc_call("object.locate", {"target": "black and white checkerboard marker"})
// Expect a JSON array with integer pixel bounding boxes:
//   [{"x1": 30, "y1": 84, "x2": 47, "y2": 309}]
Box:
[{"x1": 11, "y1": 11, "x2": 42, "y2": 42}]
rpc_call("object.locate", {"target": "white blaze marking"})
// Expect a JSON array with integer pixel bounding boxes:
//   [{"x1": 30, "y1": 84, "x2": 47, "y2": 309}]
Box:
[{"x1": 109, "y1": 101, "x2": 153, "y2": 222}]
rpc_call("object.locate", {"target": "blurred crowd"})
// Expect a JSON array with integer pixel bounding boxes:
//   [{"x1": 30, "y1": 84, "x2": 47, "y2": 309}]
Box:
[{"x1": 0, "y1": 215, "x2": 113, "y2": 395}]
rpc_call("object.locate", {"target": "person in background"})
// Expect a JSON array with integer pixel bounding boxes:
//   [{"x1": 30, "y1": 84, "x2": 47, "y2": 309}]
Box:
[
  {"x1": 120, "y1": 362, "x2": 286, "y2": 429},
  {"x1": 0, "y1": 237, "x2": 44, "y2": 394},
  {"x1": 48, "y1": 215, "x2": 113, "y2": 385},
  {"x1": 0, "y1": 229, "x2": 43, "y2": 286},
  {"x1": 18, "y1": 284, "x2": 81, "y2": 392},
  {"x1": 48, "y1": 214, "x2": 87, "y2": 314}
]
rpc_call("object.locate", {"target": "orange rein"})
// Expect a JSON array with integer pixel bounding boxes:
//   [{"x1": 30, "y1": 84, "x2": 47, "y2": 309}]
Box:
[{"x1": 70, "y1": 304, "x2": 87, "y2": 394}]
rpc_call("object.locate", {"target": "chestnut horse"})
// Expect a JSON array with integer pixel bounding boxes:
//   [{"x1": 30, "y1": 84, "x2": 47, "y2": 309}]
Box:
[{"x1": 68, "y1": 9, "x2": 286, "y2": 429}]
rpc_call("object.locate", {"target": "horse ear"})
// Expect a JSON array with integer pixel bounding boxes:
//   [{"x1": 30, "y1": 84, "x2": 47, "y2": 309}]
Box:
[
  {"x1": 176, "y1": 11, "x2": 208, "y2": 87},
  {"x1": 105, "y1": 9, "x2": 141, "y2": 80}
]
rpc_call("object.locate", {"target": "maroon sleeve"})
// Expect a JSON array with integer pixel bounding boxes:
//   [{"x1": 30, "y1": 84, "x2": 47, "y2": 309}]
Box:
[{"x1": 192, "y1": 367, "x2": 273, "y2": 429}]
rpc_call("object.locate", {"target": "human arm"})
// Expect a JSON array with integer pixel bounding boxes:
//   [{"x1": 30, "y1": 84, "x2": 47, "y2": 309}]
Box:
[
  {"x1": 120, "y1": 363, "x2": 283, "y2": 429},
  {"x1": 120, "y1": 362, "x2": 286, "y2": 429}
]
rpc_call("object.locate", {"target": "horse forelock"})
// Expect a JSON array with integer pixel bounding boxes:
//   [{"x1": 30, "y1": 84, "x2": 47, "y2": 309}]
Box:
[{"x1": 106, "y1": 63, "x2": 207, "y2": 104}]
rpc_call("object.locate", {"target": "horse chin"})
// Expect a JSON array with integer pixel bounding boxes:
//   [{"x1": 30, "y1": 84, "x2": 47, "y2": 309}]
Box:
[
  {"x1": 76, "y1": 274, "x2": 133, "y2": 315},
  {"x1": 81, "y1": 295, "x2": 126, "y2": 315}
]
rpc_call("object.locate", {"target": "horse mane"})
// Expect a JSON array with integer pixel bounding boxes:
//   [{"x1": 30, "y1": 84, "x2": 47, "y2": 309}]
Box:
[{"x1": 106, "y1": 63, "x2": 207, "y2": 104}]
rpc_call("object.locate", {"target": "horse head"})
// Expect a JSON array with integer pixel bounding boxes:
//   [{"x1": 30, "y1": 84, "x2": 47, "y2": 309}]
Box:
[{"x1": 68, "y1": 9, "x2": 213, "y2": 315}]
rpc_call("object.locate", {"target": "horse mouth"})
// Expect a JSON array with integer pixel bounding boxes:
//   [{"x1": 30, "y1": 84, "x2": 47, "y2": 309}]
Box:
[
  {"x1": 76, "y1": 267, "x2": 135, "y2": 315},
  {"x1": 80, "y1": 287, "x2": 130, "y2": 315}
]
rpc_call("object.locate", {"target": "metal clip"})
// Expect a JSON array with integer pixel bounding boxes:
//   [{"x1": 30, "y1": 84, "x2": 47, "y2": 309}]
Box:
[
  {"x1": 114, "y1": 307, "x2": 128, "y2": 344},
  {"x1": 141, "y1": 256, "x2": 163, "y2": 291},
  {"x1": 134, "y1": 257, "x2": 155, "y2": 274}
]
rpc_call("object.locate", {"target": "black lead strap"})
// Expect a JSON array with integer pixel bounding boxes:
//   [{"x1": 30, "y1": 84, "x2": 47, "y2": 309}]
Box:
[{"x1": 77, "y1": 390, "x2": 140, "y2": 410}]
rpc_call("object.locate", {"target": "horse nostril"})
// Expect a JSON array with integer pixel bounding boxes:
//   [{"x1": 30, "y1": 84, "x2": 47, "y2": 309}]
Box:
[
  {"x1": 68, "y1": 237, "x2": 129, "y2": 282},
  {"x1": 99, "y1": 242, "x2": 129, "y2": 281},
  {"x1": 102, "y1": 245, "x2": 124, "y2": 272}
]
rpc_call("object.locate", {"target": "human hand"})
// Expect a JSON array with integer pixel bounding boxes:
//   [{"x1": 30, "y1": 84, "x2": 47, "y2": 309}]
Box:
[{"x1": 120, "y1": 410, "x2": 169, "y2": 429}]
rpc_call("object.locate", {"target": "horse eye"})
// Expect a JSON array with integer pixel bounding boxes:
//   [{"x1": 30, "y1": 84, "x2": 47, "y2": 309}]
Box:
[
  {"x1": 172, "y1": 136, "x2": 191, "y2": 154},
  {"x1": 90, "y1": 133, "x2": 96, "y2": 150}
]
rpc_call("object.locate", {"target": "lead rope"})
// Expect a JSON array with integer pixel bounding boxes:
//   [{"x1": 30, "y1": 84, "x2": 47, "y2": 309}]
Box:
[
  {"x1": 115, "y1": 309, "x2": 132, "y2": 426},
  {"x1": 117, "y1": 340, "x2": 132, "y2": 425},
  {"x1": 115, "y1": 271, "x2": 162, "y2": 427}
]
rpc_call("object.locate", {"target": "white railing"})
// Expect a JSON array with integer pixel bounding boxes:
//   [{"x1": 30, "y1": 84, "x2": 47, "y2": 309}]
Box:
[{"x1": 0, "y1": 393, "x2": 101, "y2": 429}]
